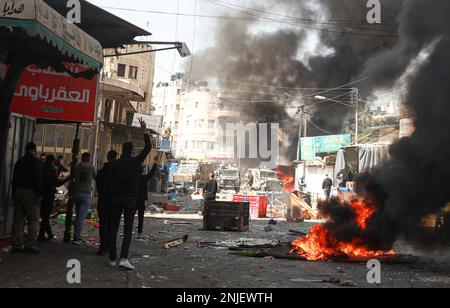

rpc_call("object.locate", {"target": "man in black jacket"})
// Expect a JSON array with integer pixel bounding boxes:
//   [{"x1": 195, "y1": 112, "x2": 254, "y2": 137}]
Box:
[
  {"x1": 95, "y1": 150, "x2": 118, "y2": 256},
  {"x1": 109, "y1": 119, "x2": 152, "y2": 270},
  {"x1": 203, "y1": 173, "x2": 218, "y2": 202},
  {"x1": 322, "y1": 174, "x2": 333, "y2": 201},
  {"x1": 11, "y1": 142, "x2": 43, "y2": 254},
  {"x1": 38, "y1": 155, "x2": 68, "y2": 241}
]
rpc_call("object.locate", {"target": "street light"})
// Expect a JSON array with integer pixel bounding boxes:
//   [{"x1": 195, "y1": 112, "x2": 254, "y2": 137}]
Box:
[
  {"x1": 314, "y1": 89, "x2": 360, "y2": 144},
  {"x1": 104, "y1": 41, "x2": 192, "y2": 58}
]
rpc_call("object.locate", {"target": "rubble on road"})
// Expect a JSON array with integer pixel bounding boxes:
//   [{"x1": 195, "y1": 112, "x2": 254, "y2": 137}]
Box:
[
  {"x1": 164, "y1": 235, "x2": 189, "y2": 249},
  {"x1": 288, "y1": 229, "x2": 308, "y2": 237},
  {"x1": 323, "y1": 276, "x2": 356, "y2": 287},
  {"x1": 197, "y1": 238, "x2": 280, "y2": 249}
]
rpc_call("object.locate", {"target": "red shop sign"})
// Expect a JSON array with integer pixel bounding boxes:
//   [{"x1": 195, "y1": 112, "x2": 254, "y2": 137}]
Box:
[{"x1": 9, "y1": 63, "x2": 99, "y2": 122}]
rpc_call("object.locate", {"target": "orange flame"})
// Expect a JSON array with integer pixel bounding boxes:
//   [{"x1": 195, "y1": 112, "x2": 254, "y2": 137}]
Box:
[
  {"x1": 275, "y1": 166, "x2": 296, "y2": 192},
  {"x1": 291, "y1": 200, "x2": 396, "y2": 261}
]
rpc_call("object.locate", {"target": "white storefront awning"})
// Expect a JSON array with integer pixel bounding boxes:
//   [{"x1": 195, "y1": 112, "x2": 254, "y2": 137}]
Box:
[{"x1": 0, "y1": 0, "x2": 103, "y2": 71}]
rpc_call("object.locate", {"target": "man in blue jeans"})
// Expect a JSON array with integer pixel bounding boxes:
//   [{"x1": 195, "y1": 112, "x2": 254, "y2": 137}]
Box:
[
  {"x1": 71, "y1": 153, "x2": 96, "y2": 244},
  {"x1": 109, "y1": 119, "x2": 152, "y2": 270}
]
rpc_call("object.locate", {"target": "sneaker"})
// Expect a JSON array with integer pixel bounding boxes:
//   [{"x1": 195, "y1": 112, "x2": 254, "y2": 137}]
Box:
[
  {"x1": 37, "y1": 235, "x2": 47, "y2": 242},
  {"x1": 47, "y1": 234, "x2": 55, "y2": 241},
  {"x1": 136, "y1": 233, "x2": 145, "y2": 240},
  {"x1": 118, "y1": 259, "x2": 135, "y2": 271},
  {"x1": 22, "y1": 246, "x2": 41, "y2": 254},
  {"x1": 72, "y1": 239, "x2": 87, "y2": 245},
  {"x1": 109, "y1": 260, "x2": 118, "y2": 267}
]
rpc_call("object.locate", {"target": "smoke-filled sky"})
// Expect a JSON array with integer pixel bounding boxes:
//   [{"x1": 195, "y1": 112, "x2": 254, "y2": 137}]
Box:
[{"x1": 91, "y1": 0, "x2": 445, "y2": 159}]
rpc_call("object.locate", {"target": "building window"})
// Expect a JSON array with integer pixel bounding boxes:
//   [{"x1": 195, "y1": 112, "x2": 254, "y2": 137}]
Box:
[
  {"x1": 45, "y1": 125, "x2": 56, "y2": 148},
  {"x1": 194, "y1": 120, "x2": 198, "y2": 128},
  {"x1": 195, "y1": 102, "x2": 199, "y2": 108},
  {"x1": 185, "y1": 141, "x2": 188, "y2": 149},
  {"x1": 34, "y1": 125, "x2": 44, "y2": 148},
  {"x1": 79, "y1": 129, "x2": 88, "y2": 149},
  {"x1": 129, "y1": 66, "x2": 138, "y2": 79},
  {"x1": 177, "y1": 89, "x2": 181, "y2": 95},
  {"x1": 176, "y1": 104, "x2": 180, "y2": 111},
  {"x1": 66, "y1": 126, "x2": 75, "y2": 148},
  {"x1": 175, "y1": 122, "x2": 179, "y2": 129},
  {"x1": 186, "y1": 120, "x2": 190, "y2": 128},
  {"x1": 57, "y1": 125, "x2": 67, "y2": 148},
  {"x1": 199, "y1": 120, "x2": 204, "y2": 128},
  {"x1": 117, "y1": 64, "x2": 126, "y2": 77},
  {"x1": 208, "y1": 120, "x2": 215, "y2": 129}
]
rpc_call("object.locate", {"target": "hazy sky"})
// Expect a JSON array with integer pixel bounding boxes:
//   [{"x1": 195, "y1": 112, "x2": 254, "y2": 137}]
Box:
[{"x1": 89, "y1": 0, "x2": 223, "y2": 83}]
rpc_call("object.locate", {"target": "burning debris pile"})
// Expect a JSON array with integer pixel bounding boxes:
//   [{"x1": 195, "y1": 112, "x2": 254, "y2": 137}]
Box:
[{"x1": 291, "y1": 198, "x2": 395, "y2": 261}]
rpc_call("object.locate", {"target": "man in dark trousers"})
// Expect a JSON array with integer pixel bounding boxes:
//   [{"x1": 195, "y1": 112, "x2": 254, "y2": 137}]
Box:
[
  {"x1": 38, "y1": 155, "x2": 68, "y2": 241},
  {"x1": 136, "y1": 163, "x2": 158, "y2": 239},
  {"x1": 203, "y1": 173, "x2": 218, "y2": 202},
  {"x1": 11, "y1": 142, "x2": 43, "y2": 254},
  {"x1": 109, "y1": 119, "x2": 152, "y2": 270},
  {"x1": 95, "y1": 150, "x2": 118, "y2": 256},
  {"x1": 322, "y1": 174, "x2": 333, "y2": 201}
]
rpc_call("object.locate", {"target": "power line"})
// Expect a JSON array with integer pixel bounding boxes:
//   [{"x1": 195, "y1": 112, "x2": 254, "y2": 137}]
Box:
[
  {"x1": 306, "y1": 118, "x2": 334, "y2": 135},
  {"x1": 208, "y1": 0, "x2": 398, "y2": 25},
  {"x1": 189, "y1": 0, "x2": 198, "y2": 89},
  {"x1": 100, "y1": 5, "x2": 396, "y2": 25},
  {"x1": 100, "y1": 4, "x2": 399, "y2": 38},
  {"x1": 208, "y1": 0, "x2": 398, "y2": 33},
  {"x1": 204, "y1": 0, "x2": 398, "y2": 38},
  {"x1": 212, "y1": 76, "x2": 369, "y2": 93},
  {"x1": 171, "y1": 0, "x2": 181, "y2": 73}
]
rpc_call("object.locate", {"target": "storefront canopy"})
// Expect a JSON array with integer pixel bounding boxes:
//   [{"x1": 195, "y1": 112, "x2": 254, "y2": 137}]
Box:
[
  {"x1": 0, "y1": 0, "x2": 103, "y2": 72},
  {"x1": 44, "y1": 0, "x2": 152, "y2": 49}
]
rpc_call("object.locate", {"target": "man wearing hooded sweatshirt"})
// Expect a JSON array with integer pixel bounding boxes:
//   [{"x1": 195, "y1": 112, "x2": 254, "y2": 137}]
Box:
[
  {"x1": 71, "y1": 152, "x2": 96, "y2": 244},
  {"x1": 109, "y1": 119, "x2": 152, "y2": 270},
  {"x1": 95, "y1": 150, "x2": 118, "y2": 256}
]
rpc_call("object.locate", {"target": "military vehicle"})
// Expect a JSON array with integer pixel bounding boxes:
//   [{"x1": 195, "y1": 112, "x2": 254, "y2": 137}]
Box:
[
  {"x1": 242, "y1": 168, "x2": 283, "y2": 192},
  {"x1": 215, "y1": 165, "x2": 240, "y2": 192}
]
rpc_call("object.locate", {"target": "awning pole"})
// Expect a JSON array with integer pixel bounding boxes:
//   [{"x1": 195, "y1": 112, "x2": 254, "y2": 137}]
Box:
[{"x1": 63, "y1": 122, "x2": 81, "y2": 243}]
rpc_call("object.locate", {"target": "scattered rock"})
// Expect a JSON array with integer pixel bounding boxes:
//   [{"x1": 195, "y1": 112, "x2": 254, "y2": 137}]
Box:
[{"x1": 269, "y1": 219, "x2": 277, "y2": 225}]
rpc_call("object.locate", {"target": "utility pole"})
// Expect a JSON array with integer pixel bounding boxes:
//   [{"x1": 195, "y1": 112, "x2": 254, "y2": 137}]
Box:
[
  {"x1": 296, "y1": 106, "x2": 305, "y2": 162},
  {"x1": 295, "y1": 106, "x2": 308, "y2": 189},
  {"x1": 352, "y1": 87, "x2": 360, "y2": 145}
]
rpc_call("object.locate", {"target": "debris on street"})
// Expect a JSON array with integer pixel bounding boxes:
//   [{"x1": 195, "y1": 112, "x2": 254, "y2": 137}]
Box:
[{"x1": 164, "y1": 235, "x2": 189, "y2": 249}]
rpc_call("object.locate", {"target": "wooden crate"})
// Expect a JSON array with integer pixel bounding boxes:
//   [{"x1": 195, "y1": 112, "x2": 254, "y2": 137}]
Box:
[{"x1": 203, "y1": 201, "x2": 250, "y2": 232}]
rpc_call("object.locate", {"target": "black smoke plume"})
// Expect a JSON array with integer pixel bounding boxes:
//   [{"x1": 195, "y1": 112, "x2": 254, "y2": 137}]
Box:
[
  {"x1": 189, "y1": 0, "x2": 404, "y2": 160},
  {"x1": 189, "y1": 0, "x2": 450, "y2": 248}
]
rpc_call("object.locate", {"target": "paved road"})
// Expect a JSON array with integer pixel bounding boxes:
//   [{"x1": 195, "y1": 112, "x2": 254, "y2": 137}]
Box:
[{"x1": 1, "y1": 218, "x2": 449, "y2": 288}]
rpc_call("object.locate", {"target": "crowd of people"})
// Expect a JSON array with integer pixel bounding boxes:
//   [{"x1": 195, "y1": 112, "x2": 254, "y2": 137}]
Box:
[{"x1": 10, "y1": 119, "x2": 154, "y2": 271}]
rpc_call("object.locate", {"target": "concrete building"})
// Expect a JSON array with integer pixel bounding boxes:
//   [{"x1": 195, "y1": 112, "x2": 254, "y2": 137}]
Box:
[{"x1": 153, "y1": 75, "x2": 240, "y2": 161}]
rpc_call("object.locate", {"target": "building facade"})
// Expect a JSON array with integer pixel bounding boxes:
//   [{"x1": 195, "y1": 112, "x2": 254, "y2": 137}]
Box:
[{"x1": 153, "y1": 75, "x2": 240, "y2": 161}]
